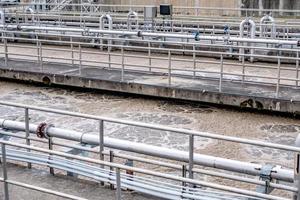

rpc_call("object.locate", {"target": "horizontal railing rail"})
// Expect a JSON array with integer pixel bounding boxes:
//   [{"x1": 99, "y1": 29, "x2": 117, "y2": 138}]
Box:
[{"x1": 0, "y1": 101, "x2": 299, "y2": 199}]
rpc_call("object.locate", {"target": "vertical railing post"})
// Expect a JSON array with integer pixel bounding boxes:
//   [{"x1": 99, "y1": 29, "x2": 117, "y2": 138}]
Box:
[
  {"x1": 99, "y1": 120, "x2": 104, "y2": 186},
  {"x1": 188, "y1": 135, "x2": 194, "y2": 181},
  {"x1": 168, "y1": 50, "x2": 171, "y2": 86},
  {"x1": 116, "y1": 168, "x2": 121, "y2": 200},
  {"x1": 70, "y1": 37, "x2": 74, "y2": 67},
  {"x1": 108, "y1": 47, "x2": 111, "y2": 69},
  {"x1": 182, "y1": 164, "x2": 187, "y2": 187},
  {"x1": 39, "y1": 41, "x2": 43, "y2": 72},
  {"x1": 25, "y1": 108, "x2": 31, "y2": 169},
  {"x1": 121, "y1": 46, "x2": 124, "y2": 81},
  {"x1": 109, "y1": 150, "x2": 114, "y2": 190},
  {"x1": 193, "y1": 45, "x2": 196, "y2": 78},
  {"x1": 79, "y1": 44, "x2": 82, "y2": 75},
  {"x1": 294, "y1": 134, "x2": 300, "y2": 200},
  {"x1": 296, "y1": 51, "x2": 299, "y2": 87},
  {"x1": 242, "y1": 54, "x2": 245, "y2": 83},
  {"x1": 219, "y1": 54, "x2": 224, "y2": 92},
  {"x1": 276, "y1": 57, "x2": 281, "y2": 98},
  {"x1": 1, "y1": 144, "x2": 9, "y2": 200},
  {"x1": 48, "y1": 136, "x2": 54, "y2": 175},
  {"x1": 36, "y1": 35, "x2": 40, "y2": 65},
  {"x1": 4, "y1": 31, "x2": 8, "y2": 67},
  {"x1": 148, "y1": 42, "x2": 152, "y2": 72}
]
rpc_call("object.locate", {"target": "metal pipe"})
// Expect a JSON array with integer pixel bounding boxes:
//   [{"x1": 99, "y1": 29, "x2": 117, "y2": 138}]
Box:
[
  {"x1": 0, "y1": 140, "x2": 291, "y2": 200},
  {"x1": 0, "y1": 128, "x2": 296, "y2": 193},
  {"x1": 0, "y1": 119, "x2": 294, "y2": 182},
  {"x1": 0, "y1": 24, "x2": 299, "y2": 46},
  {"x1": 1, "y1": 144, "x2": 9, "y2": 200},
  {"x1": 260, "y1": 15, "x2": 276, "y2": 39},
  {"x1": 99, "y1": 14, "x2": 113, "y2": 51},
  {"x1": 2, "y1": 148, "x2": 249, "y2": 200},
  {"x1": 239, "y1": 18, "x2": 256, "y2": 62},
  {"x1": 25, "y1": 8, "x2": 35, "y2": 23},
  {"x1": 127, "y1": 11, "x2": 138, "y2": 31}
]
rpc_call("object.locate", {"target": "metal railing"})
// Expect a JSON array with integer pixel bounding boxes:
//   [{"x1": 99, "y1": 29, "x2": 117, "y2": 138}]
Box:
[
  {"x1": 0, "y1": 28, "x2": 299, "y2": 98},
  {"x1": 0, "y1": 101, "x2": 299, "y2": 199}
]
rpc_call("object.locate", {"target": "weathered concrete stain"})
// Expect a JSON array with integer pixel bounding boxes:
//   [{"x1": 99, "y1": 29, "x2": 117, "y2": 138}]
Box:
[{"x1": 1, "y1": 68, "x2": 300, "y2": 114}]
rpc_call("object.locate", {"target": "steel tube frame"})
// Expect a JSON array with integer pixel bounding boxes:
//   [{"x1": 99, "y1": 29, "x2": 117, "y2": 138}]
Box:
[
  {"x1": 1, "y1": 144, "x2": 9, "y2": 200},
  {"x1": 1, "y1": 31, "x2": 299, "y2": 95},
  {"x1": 0, "y1": 111, "x2": 293, "y2": 182},
  {"x1": 0, "y1": 128, "x2": 296, "y2": 193},
  {"x1": 0, "y1": 140, "x2": 291, "y2": 200},
  {"x1": 1, "y1": 24, "x2": 299, "y2": 46}
]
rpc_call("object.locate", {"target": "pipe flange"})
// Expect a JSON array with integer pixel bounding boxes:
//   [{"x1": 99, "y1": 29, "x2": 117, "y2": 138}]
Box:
[
  {"x1": 0, "y1": 119, "x2": 6, "y2": 128},
  {"x1": 16, "y1": 25, "x2": 21, "y2": 31},
  {"x1": 36, "y1": 122, "x2": 54, "y2": 139},
  {"x1": 137, "y1": 31, "x2": 142, "y2": 37}
]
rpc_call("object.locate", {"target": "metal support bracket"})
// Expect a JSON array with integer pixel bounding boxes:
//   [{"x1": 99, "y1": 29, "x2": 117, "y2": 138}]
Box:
[
  {"x1": 66, "y1": 142, "x2": 97, "y2": 177},
  {"x1": 256, "y1": 164, "x2": 278, "y2": 194}
]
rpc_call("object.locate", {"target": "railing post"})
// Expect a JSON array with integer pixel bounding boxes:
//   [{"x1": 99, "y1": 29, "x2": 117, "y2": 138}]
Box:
[
  {"x1": 168, "y1": 50, "x2": 171, "y2": 86},
  {"x1": 242, "y1": 54, "x2": 245, "y2": 83},
  {"x1": 4, "y1": 31, "x2": 8, "y2": 67},
  {"x1": 79, "y1": 44, "x2": 82, "y2": 75},
  {"x1": 116, "y1": 168, "x2": 121, "y2": 200},
  {"x1": 48, "y1": 136, "x2": 54, "y2": 175},
  {"x1": 25, "y1": 108, "x2": 31, "y2": 169},
  {"x1": 182, "y1": 164, "x2": 187, "y2": 187},
  {"x1": 276, "y1": 57, "x2": 281, "y2": 98},
  {"x1": 294, "y1": 134, "x2": 300, "y2": 200},
  {"x1": 70, "y1": 37, "x2": 74, "y2": 67},
  {"x1": 99, "y1": 120, "x2": 104, "y2": 186},
  {"x1": 36, "y1": 35, "x2": 40, "y2": 65},
  {"x1": 193, "y1": 45, "x2": 196, "y2": 78},
  {"x1": 108, "y1": 47, "x2": 111, "y2": 69},
  {"x1": 296, "y1": 51, "x2": 299, "y2": 87},
  {"x1": 1, "y1": 144, "x2": 9, "y2": 200},
  {"x1": 121, "y1": 46, "x2": 124, "y2": 81},
  {"x1": 109, "y1": 150, "x2": 114, "y2": 190},
  {"x1": 188, "y1": 135, "x2": 194, "y2": 182},
  {"x1": 148, "y1": 42, "x2": 152, "y2": 72},
  {"x1": 39, "y1": 41, "x2": 43, "y2": 72},
  {"x1": 219, "y1": 54, "x2": 224, "y2": 92}
]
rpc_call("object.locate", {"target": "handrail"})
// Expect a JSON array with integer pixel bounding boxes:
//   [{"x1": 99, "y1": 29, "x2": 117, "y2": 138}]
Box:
[{"x1": 0, "y1": 140, "x2": 291, "y2": 200}]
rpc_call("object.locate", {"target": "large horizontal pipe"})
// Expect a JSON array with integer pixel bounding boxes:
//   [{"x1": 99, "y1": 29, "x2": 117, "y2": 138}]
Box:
[
  {"x1": 0, "y1": 119, "x2": 294, "y2": 182},
  {"x1": 0, "y1": 24, "x2": 299, "y2": 46}
]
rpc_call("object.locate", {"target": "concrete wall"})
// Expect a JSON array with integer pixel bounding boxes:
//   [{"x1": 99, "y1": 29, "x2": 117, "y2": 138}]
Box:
[{"x1": 104, "y1": 0, "x2": 300, "y2": 10}]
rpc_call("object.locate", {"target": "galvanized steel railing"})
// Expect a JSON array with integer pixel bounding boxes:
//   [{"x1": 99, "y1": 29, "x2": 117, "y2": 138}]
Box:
[
  {"x1": 0, "y1": 101, "x2": 300, "y2": 199},
  {"x1": 0, "y1": 27, "x2": 299, "y2": 98}
]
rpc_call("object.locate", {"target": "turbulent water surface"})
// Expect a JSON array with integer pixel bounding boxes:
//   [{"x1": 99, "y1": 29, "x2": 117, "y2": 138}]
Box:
[{"x1": 0, "y1": 80, "x2": 299, "y2": 167}]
